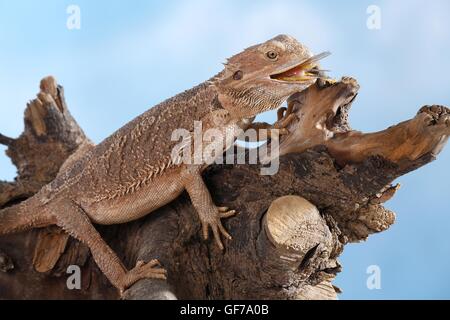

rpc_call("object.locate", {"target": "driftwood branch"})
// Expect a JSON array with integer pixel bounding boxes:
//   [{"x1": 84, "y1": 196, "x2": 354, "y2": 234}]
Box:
[
  {"x1": 0, "y1": 134, "x2": 14, "y2": 147},
  {"x1": 0, "y1": 76, "x2": 448, "y2": 299}
]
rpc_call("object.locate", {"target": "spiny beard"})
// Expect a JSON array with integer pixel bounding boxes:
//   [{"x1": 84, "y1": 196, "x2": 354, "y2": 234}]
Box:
[{"x1": 223, "y1": 86, "x2": 287, "y2": 116}]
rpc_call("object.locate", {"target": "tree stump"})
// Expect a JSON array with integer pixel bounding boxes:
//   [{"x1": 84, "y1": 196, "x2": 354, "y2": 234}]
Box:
[{"x1": 0, "y1": 76, "x2": 449, "y2": 299}]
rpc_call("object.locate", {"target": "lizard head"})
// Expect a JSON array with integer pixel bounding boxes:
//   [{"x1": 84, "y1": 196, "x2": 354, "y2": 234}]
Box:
[{"x1": 213, "y1": 34, "x2": 330, "y2": 118}]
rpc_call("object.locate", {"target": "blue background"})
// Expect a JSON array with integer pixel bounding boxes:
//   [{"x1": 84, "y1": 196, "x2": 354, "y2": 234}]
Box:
[{"x1": 1, "y1": 0, "x2": 449, "y2": 299}]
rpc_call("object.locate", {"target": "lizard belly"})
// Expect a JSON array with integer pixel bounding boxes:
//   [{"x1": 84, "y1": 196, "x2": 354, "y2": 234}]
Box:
[{"x1": 81, "y1": 169, "x2": 186, "y2": 225}]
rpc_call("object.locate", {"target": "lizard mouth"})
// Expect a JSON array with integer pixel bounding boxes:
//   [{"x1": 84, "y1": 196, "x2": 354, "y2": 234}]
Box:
[{"x1": 270, "y1": 51, "x2": 331, "y2": 83}]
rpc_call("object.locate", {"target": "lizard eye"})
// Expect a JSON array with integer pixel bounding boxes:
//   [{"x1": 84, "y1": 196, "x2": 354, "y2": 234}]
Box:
[
  {"x1": 233, "y1": 70, "x2": 243, "y2": 80},
  {"x1": 266, "y1": 51, "x2": 278, "y2": 60}
]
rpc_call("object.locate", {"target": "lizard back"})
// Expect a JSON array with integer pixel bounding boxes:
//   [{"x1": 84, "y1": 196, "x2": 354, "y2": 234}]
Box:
[{"x1": 50, "y1": 82, "x2": 220, "y2": 203}]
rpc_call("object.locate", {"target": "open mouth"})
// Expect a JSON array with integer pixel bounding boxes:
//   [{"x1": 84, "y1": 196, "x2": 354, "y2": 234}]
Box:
[{"x1": 270, "y1": 51, "x2": 331, "y2": 83}]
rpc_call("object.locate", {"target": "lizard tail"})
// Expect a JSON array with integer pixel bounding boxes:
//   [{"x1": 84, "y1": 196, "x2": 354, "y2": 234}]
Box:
[{"x1": 0, "y1": 195, "x2": 55, "y2": 236}]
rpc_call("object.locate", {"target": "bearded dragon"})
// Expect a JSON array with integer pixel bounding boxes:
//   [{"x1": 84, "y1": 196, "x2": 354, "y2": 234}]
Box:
[{"x1": 0, "y1": 35, "x2": 328, "y2": 293}]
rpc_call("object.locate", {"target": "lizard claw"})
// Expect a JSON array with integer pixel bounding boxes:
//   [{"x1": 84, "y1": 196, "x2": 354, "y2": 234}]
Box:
[
  {"x1": 218, "y1": 207, "x2": 236, "y2": 218},
  {"x1": 272, "y1": 113, "x2": 297, "y2": 139},
  {"x1": 200, "y1": 207, "x2": 236, "y2": 250},
  {"x1": 220, "y1": 209, "x2": 236, "y2": 218},
  {"x1": 277, "y1": 107, "x2": 288, "y2": 121},
  {"x1": 277, "y1": 100, "x2": 296, "y2": 121},
  {"x1": 120, "y1": 259, "x2": 167, "y2": 294}
]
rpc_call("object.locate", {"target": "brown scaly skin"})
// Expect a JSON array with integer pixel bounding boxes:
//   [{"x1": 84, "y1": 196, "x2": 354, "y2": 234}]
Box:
[{"x1": 0, "y1": 35, "x2": 328, "y2": 294}]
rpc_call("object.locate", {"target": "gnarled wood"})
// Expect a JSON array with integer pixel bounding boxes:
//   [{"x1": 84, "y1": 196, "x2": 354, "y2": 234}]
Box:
[
  {"x1": 0, "y1": 76, "x2": 448, "y2": 299},
  {"x1": 263, "y1": 195, "x2": 333, "y2": 271}
]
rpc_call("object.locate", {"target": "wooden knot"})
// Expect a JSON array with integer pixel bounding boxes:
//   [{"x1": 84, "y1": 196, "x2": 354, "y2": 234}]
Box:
[
  {"x1": 39, "y1": 76, "x2": 58, "y2": 100},
  {"x1": 264, "y1": 195, "x2": 332, "y2": 262},
  {"x1": 39, "y1": 75, "x2": 64, "y2": 112}
]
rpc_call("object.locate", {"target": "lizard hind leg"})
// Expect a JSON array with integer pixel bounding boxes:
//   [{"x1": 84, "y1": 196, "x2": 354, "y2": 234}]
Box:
[{"x1": 53, "y1": 200, "x2": 167, "y2": 294}]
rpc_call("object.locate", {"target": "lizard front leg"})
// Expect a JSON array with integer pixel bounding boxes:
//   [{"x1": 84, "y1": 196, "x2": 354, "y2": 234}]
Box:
[
  {"x1": 183, "y1": 166, "x2": 235, "y2": 250},
  {"x1": 53, "y1": 200, "x2": 167, "y2": 294}
]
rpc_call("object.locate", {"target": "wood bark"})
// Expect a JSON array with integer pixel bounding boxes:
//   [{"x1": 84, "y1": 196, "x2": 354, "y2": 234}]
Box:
[{"x1": 0, "y1": 76, "x2": 448, "y2": 300}]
